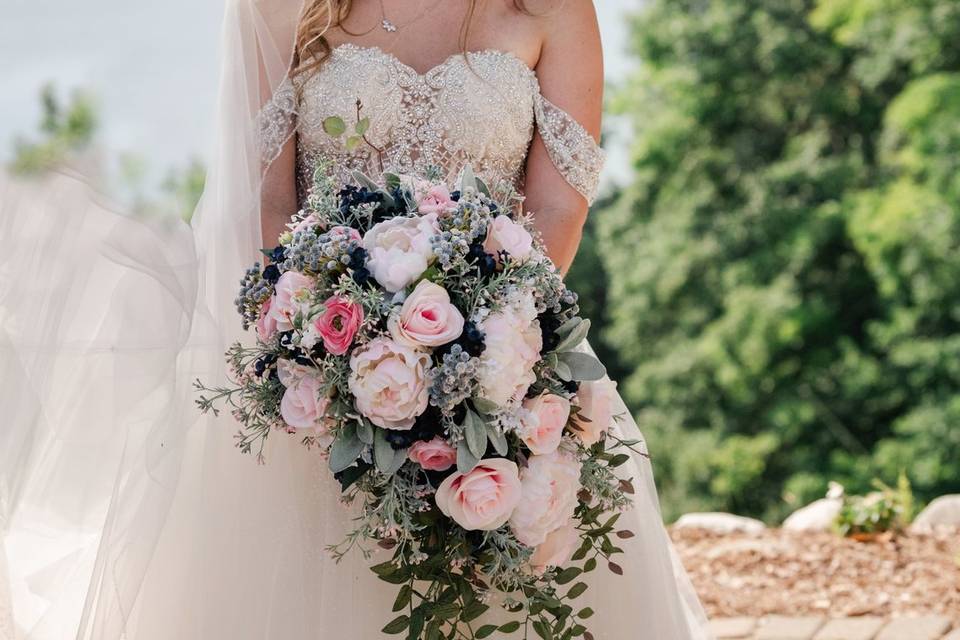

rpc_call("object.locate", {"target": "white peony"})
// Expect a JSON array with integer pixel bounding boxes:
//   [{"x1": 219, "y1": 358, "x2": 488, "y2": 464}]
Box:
[
  {"x1": 477, "y1": 295, "x2": 542, "y2": 407},
  {"x1": 509, "y1": 451, "x2": 582, "y2": 547},
  {"x1": 348, "y1": 337, "x2": 431, "y2": 430},
  {"x1": 362, "y1": 214, "x2": 439, "y2": 292}
]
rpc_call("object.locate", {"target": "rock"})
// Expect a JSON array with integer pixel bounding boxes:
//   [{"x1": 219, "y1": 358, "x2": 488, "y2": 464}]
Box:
[
  {"x1": 912, "y1": 495, "x2": 960, "y2": 529},
  {"x1": 783, "y1": 498, "x2": 842, "y2": 532},
  {"x1": 673, "y1": 512, "x2": 766, "y2": 534}
]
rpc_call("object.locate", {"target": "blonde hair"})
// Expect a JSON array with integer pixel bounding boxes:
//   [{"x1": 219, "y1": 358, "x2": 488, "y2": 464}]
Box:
[{"x1": 292, "y1": 0, "x2": 529, "y2": 81}]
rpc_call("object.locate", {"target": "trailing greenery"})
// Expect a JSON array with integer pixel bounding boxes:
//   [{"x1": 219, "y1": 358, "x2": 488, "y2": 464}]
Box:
[{"x1": 591, "y1": 0, "x2": 960, "y2": 522}]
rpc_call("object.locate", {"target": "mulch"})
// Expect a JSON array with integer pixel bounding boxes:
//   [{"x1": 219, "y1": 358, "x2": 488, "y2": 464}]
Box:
[{"x1": 669, "y1": 527, "x2": 960, "y2": 623}]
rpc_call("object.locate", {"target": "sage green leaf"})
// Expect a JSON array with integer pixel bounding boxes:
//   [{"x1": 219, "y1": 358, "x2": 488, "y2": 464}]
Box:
[
  {"x1": 382, "y1": 615, "x2": 409, "y2": 634},
  {"x1": 464, "y1": 409, "x2": 487, "y2": 458},
  {"x1": 498, "y1": 621, "x2": 521, "y2": 633},
  {"x1": 476, "y1": 175, "x2": 491, "y2": 197},
  {"x1": 329, "y1": 424, "x2": 364, "y2": 473},
  {"x1": 356, "y1": 418, "x2": 375, "y2": 445},
  {"x1": 554, "y1": 319, "x2": 591, "y2": 353},
  {"x1": 557, "y1": 352, "x2": 606, "y2": 381},
  {"x1": 374, "y1": 429, "x2": 405, "y2": 475},
  {"x1": 476, "y1": 625, "x2": 499, "y2": 638},
  {"x1": 471, "y1": 397, "x2": 500, "y2": 415},
  {"x1": 322, "y1": 115, "x2": 346, "y2": 136},
  {"x1": 566, "y1": 582, "x2": 588, "y2": 599},
  {"x1": 345, "y1": 135, "x2": 362, "y2": 151},
  {"x1": 486, "y1": 422, "x2": 508, "y2": 456},
  {"x1": 554, "y1": 360, "x2": 573, "y2": 382},
  {"x1": 354, "y1": 116, "x2": 370, "y2": 135},
  {"x1": 457, "y1": 441, "x2": 479, "y2": 473}
]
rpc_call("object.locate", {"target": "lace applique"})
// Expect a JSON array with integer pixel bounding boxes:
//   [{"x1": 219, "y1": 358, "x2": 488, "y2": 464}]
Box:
[
  {"x1": 257, "y1": 77, "x2": 298, "y2": 166},
  {"x1": 531, "y1": 81, "x2": 605, "y2": 204},
  {"x1": 292, "y1": 44, "x2": 605, "y2": 205}
]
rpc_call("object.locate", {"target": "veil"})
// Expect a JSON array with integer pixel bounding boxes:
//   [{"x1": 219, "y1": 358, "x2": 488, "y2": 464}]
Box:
[
  {"x1": 0, "y1": 1, "x2": 308, "y2": 636},
  {"x1": 1, "y1": 1, "x2": 712, "y2": 638}
]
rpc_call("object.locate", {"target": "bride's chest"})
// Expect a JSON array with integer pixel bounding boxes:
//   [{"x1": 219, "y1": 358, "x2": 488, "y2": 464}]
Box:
[{"x1": 296, "y1": 44, "x2": 537, "y2": 175}]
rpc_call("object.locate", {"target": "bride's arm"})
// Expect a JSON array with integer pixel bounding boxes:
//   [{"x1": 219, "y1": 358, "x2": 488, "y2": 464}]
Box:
[
  {"x1": 261, "y1": 135, "x2": 298, "y2": 252},
  {"x1": 523, "y1": 1, "x2": 604, "y2": 275}
]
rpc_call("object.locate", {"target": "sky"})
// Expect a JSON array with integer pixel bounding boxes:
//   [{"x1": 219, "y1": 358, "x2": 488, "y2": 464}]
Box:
[{"x1": 1, "y1": 0, "x2": 638, "y2": 186}]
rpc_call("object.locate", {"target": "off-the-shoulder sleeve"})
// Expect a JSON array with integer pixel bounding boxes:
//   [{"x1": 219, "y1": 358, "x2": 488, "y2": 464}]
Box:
[
  {"x1": 257, "y1": 77, "x2": 298, "y2": 166},
  {"x1": 531, "y1": 86, "x2": 606, "y2": 205}
]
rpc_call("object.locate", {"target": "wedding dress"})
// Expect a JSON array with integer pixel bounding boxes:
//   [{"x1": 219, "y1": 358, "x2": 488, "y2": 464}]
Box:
[{"x1": 0, "y1": 1, "x2": 711, "y2": 638}]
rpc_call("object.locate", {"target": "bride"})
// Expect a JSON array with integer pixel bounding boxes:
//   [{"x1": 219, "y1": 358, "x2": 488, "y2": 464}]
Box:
[{"x1": 0, "y1": 1, "x2": 711, "y2": 638}]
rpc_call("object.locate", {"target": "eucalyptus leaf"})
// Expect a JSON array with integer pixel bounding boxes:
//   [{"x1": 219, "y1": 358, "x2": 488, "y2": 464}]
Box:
[
  {"x1": 457, "y1": 441, "x2": 480, "y2": 474},
  {"x1": 486, "y1": 422, "x2": 508, "y2": 456},
  {"x1": 460, "y1": 164, "x2": 477, "y2": 192},
  {"x1": 345, "y1": 135, "x2": 362, "y2": 151},
  {"x1": 374, "y1": 429, "x2": 405, "y2": 475},
  {"x1": 557, "y1": 351, "x2": 606, "y2": 381},
  {"x1": 322, "y1": 115, "x2": 346, "y2": 136},
  {"x1": 464, "y1": 409, "x2": 488, "y2": 458},
  {"x1": 554, "y1": 319, "x2": 591, "y2": 353},
  {"x1": 329, "y1": 424, "x2": 364, "y2": 473},
  {"x1": 356, "y1": 418, "x2": 375, "y2": 445},
  {"x1": 471, "y1": 397, "x2": 500, "y2": 415},
  {"x1": 354, "y1": 116, "x2": 370, "y2": 136},
  {"x1": 476, "y1": 175, "x2": 491, "y2": 197}
]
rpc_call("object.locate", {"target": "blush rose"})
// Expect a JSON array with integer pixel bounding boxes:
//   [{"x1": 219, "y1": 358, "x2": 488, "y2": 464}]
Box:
[
  {"x1": 483, "y1": 216, "x2": 533, "y2": 263},
  {"x1": 519, "y1": 393, "x2": 571, "y2": 455},
  {"x1": 407, "y1": 437, "x2": 458, "y2": 472},
  {"x1": 363, "y1": 214, "x2": 439, "y2": 292},
  {"x1": 572, "y1": 379, "x2": 618, "y2": 446},
  {"x1": 435, "y1": 458, "x2": 523, "y2": 531},
  {"x1": 388, "y1": 280, "x2": 465, "y2": 348},
  {"x1": 268, "y1": 271, "x2": 314, "y2": 331},
  {"x1": 279, "y1": 373, "x2": 330, "y2": 431},
  {"x1": 348, "y1": 337, "x2": 431, "y2": 430}
]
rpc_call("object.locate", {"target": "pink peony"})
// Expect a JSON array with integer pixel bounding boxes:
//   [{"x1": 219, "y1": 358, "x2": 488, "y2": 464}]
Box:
[
  {"x1": 435, "y1": 458, "x2": 522, "y2": 531},
  {"x1": 362, "y1": 214, "x2": 439, "y2": 292},
  {"x1": 313, "y1": 295, "x2": 364, "y2": 356},
  {"x1": 571, "y1": 379, "x2": 618, "y2": 446},
  {"x1": 388, "y1": 280, "x2": 465, "y2": 348},
  {"x1": 279, "y1": 373, "x2": 329, "y2": 431},
  {"x1": 407, "y1": 437, "x2": 458, "y2": 471},
  {"x1": 268, "y1": 271, "x2": 314, "y2": 332},
  {"x1": 348, "y1": 337, "x2": 431, "y2": 430},
  {"x1": 256, "y1": 296, "x2": 278, "y2": 341},
  {"x1": 509, "y1": 451, "x2": 582, "y2": 547},
  {"x1": 519, "y1": 393, "x2": 571, "y2": 455},
  {"x1": 417, "y1": 185, "x2": 456, "y2": 216},
  {"x1": 484, "y1": 216, "x2": 533, "y2": 264},
  {"x1": 477, "y1": 295, "x2": 542, "y2": 406},
  {"x1": 530, "y1": 523, "x2": 580, "y2": 575}
]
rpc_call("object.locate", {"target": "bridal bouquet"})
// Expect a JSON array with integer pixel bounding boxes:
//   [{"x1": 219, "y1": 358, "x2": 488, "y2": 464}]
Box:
[{"x1": 196, "y1": 164, "x2": 642, "y2": 640}]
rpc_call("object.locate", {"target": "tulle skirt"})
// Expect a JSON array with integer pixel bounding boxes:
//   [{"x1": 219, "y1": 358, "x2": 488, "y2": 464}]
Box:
[{"x1": 0, "y1": 172, "x2": 711, "y2": 639}]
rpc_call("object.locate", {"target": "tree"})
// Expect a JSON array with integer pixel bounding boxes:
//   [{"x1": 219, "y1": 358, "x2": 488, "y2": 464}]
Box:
[{"x1": 599, "y1": 0, "x2": 960, "y2": 521}]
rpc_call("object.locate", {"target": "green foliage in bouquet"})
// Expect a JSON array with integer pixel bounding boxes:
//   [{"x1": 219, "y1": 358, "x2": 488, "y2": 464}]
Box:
[{"x1": 596, "y1": 0, "x2": 960, "y2": 522}]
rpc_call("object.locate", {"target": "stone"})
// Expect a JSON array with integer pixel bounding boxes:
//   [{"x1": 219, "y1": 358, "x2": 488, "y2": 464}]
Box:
[
  {"x1": 673, "y1": 512, "x2": 766, "y2": 534},
  {"x1": 876, "y1": 616, "x2": 952, "y2": 640},
  {"x1": 783, "y1": 498, "x2": 843, "y2": 532},
  {"x1": 814, "y1": 617, "x2": 886, "y2": 640},
  {"x1": 709, "y1": 617, "x2": 756, "y2": 638},
  {"x1": 756, "y1": 616, "x2": 826, "y2": 640},
  {"x1": 912, "y1": 495, "x2": 960, "y2": 529}
]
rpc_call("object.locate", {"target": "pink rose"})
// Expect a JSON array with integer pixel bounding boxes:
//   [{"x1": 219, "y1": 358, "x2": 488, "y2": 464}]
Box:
[
  {"x1": 388, "y1": 280, "x2": 465, "y2": 348},
  {"x1": 435, "y1": 458, "x2": 522, "y2": 531},
  {"x1": 256, "y1": 296, "x2": 278, "y2": 341},
  {"x1": 478, "y1": 295, "x2": 542, "y2": 406},
  {"x1": 484, "y1": 216, "x2": 533, "y2": 263},
  {"x1": 269, "y1": 271, "x2": 314, "y2": 331},
  {"x1": 363, "y1": 214, "x2": 439, "y2": 292},
  {"x1": 519, "y1": 393, "x2": 571, "y2": 455},
  {"x1": 407, "y1": 437, "x2": 458, "y2": 471},
  {"x1": 348, "y1": 337, "x2": 431, "y2": 430},
  {"x1": 279, "y1": 373, "x2": 329, "y2": 430},
  {"x1": 510, "y1": 451, "x2": 581, "y2": 546},
  {"x1": 572, "y1": 379, "x2": 618, "y2": 446},
  {"x1": 313, "y1": 295, "x2": 364, "y2": 356},
  {"x1": 530, "y1": 523, "x2": 580, "y2": 575},
  {"x1": 418, "y1": 185, "x2": 456, "y2": 216}
]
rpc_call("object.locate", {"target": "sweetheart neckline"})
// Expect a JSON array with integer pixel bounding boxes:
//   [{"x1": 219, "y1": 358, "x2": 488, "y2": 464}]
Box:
[{"x1": 328, "y1": 42, "x2": 537, "y2": 81}]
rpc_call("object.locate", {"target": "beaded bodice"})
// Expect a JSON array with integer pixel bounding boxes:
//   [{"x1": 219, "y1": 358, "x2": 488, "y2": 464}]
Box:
[{"x1": 259, "y1": 43, "x2": 604, "y2": 204}]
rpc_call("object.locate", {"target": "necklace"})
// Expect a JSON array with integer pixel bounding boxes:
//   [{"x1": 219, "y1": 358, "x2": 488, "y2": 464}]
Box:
[{"x1": 377, "y1": 0, "x2": 442, "y2": 33}]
